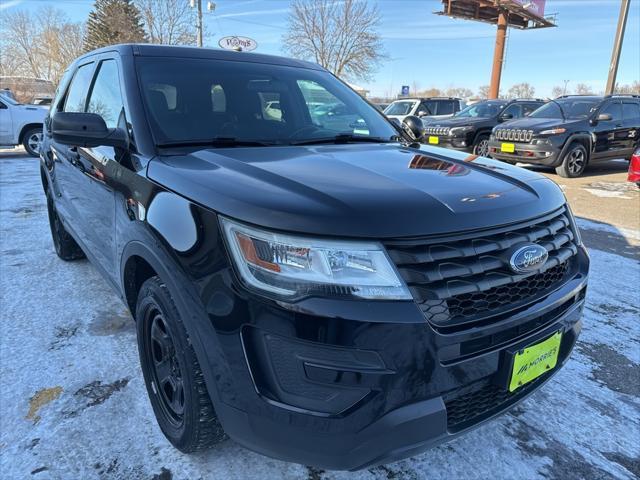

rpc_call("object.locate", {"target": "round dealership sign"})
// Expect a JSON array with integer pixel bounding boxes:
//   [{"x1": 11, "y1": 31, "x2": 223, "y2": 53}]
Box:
[{"x1": 218, "y1": 36, "x2": 257, "y2": 52}]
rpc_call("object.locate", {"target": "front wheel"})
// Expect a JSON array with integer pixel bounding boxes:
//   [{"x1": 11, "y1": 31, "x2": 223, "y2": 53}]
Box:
[
  {"x1": 556, "y1": 142, "x2": 588, "y2": 178},
  {"x1": 22, "y1": 127, "x2": 43, "y2": 157},
  {"x1": 472, "y1": 135, "x2": 490, "y2": 156},
  {"x1": 136, "y1": 277, "x2": 227, "y2": 453}
]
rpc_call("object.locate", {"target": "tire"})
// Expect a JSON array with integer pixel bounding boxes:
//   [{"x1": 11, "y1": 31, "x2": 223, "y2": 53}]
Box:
[
  {"x1": 472, "y1": 134, "x2": 490, "y2": 157},
  {"x1": 22, "y1": 127, "x2": 43, "y2": 157},
  {"x1": 136, "y1": 276, "x2": 227, "y2": 453},
  {"x1": 46, "y1": 189, "x2": 85, "y2": 261},
  {"x1": 555, "y1": 142, "x2": 588, "y2": 178}
]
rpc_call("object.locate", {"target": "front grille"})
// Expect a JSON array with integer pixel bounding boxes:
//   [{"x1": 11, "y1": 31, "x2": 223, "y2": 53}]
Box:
[
  {"x1": 444, "y1": 374, "x2": 549, "y2": 430},
  {"x1": 424, "y1": 126, "x2": 451, "y2": 136},
  {"x1": 385, "y1": 207, "x2": 578, "y2": 330},
  {"x1": 494, "y1": 128, "x2": 534, "y2": 142}
]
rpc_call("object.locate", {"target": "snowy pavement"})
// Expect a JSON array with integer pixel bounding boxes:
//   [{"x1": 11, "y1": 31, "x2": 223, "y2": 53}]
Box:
[{"x1": 1, "y1": 151, "x2": 639, "y2": 480}]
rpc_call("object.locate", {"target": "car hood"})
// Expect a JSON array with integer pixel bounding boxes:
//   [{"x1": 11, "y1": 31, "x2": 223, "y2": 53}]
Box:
[
  {"x1": 497, "y1": 117, "x2": 585, "y2": 131},
  {"x1": 147, "y1": 143, "x2": 565, "y2": 238},
  {"x1": 423, "y1": 116, "x2": 490, "y2": 128}
]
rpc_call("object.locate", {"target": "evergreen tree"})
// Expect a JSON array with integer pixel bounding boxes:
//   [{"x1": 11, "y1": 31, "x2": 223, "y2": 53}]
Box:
[{"x1": 85, "y1": 0, "x2": 147, "y2": 51}]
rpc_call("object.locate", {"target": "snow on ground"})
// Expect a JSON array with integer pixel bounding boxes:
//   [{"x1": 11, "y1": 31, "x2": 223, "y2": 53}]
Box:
[{"x1": 1, "y1": 153, "x2": 639, "y2": 480}]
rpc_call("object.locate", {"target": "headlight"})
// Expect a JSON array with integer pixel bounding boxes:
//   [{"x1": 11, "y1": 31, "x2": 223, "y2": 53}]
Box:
[
  {"x1": 539, "y1": 127, "x2": 566, "y2": 135},
  {"x1": 220, "y1": 217, "x2": 412, "y2": 300},
  {"x1": 449, "y1": 126, "x2": 474, "y2": 136}
]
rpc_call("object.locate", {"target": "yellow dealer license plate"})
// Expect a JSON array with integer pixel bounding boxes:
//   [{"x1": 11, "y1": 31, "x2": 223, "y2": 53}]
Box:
[
  {"x1": 428, "y1": 136, "x2": 439, "y2": 145},
  {"x1": 509, "y1": 331, "x2": 562, "y2": 392},
  {"x1": 501, "y1": 142, "x2": 515, "y2": 153}
]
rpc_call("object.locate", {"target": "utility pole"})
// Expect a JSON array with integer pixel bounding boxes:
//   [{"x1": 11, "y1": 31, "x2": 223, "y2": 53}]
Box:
[
  {"x1": 488, "y1": 10, "x2": 508, "y2": 99},
  {"x1": 563, "y1": 79, "x2": 570, "y2": 95},
  {"x1": 189, "y1": 1, "x2": 215, "y2": 47},
  {"x1": 605, "y1": 0, "x2": 630, "y2": 95}
]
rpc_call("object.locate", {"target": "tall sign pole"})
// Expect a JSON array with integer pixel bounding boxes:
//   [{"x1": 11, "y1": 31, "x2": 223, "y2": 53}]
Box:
[
  {"x1": 197, "y1": 0, "x2": 203, "y2": 47},
  {"x1": 605, "y1": 0, "x2": 630, "y2": 95},
  {"x1": 489, "y1": 10, "x2": 508, "y2": 99}
]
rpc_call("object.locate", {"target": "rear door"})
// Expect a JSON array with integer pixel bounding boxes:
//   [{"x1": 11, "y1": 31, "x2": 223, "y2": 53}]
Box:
[
  {"x1": 621, "y1": 101, "x2": 640, "y2": 154},
  {"x1": 593, "y1": 100, "x2": 625, "y2": 159},
  {"x1": 0, "y1": 99, "x2": 11, "y2": 144},
  {"x1": 51, "y1": 61, "x2": 96, "y2": 239}
]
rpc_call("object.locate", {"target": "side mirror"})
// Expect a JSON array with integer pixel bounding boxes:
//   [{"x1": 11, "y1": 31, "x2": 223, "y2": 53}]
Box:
[
  {"x1": 417, "y1": 110, "x2": 428, "y2": 117},
  {"x1": 51, "y1": 112, "x2": 128, "y2": 149},
  {"x1": 596, "y1": 113, "x2": 612, "y2": 122},
  {"x1": 499, "y1": 113, "x2": 514, "y2": 121}
]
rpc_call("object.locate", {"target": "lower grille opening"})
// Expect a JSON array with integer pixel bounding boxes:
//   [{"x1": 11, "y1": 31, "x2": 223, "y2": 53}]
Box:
[{"x1": 444, "y1": 372, "x2": 551, "y2": 431}]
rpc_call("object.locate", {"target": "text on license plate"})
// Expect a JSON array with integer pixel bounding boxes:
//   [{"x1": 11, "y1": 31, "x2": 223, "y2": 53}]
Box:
[
  {"x1": 501, "y1": 142, "x2": 515, "y2": 153},
  {"x1": 509, "y1": 331, "x2": 562, "y2": 392}
]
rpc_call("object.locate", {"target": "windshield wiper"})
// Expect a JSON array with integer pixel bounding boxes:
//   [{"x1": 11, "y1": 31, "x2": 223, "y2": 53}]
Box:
[
  {"x1": 157, "y1": 137, "x2": 276, "y2": 148},
  {"x1": 290, "y1": 134, "x2": 394, "y2": 146}
]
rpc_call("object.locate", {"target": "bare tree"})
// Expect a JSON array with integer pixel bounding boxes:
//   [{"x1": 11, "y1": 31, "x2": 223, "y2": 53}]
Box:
[
  {"x1": 136, "y1": 0, "x2": 197, "y2": 45},
  {"x1": 283, "y1": 0, "x2": 386, "y2": 81},
  {"x1": 446, "y1": 87, "x2": 473, "y2": 99},
  {"x1": 574, "y1": 83, "x2": 594, "y2": 95},
  {"x1": 0, "y1": 7, "x2": 85, "y2": 86},
  {"x1": 477, "y1": 85, "x2": 490, "y2": 98},
  {"x1": 615, "y1": 81, "x2": 640, "y2": 94},
  {"x1": 419, "y1": 87, "x2": 443, "y2": 97},
  {"x1": 551, "y1": 85, "x2": 564, "y2": 98},
  {"x1": 506, "y1": 82, "x2": 535, "y2": 99}
]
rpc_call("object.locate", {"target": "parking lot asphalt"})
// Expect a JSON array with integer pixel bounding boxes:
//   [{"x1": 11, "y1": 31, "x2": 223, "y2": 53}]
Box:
[{"x1": 1, "y1": 149, "x2": 638, "y2": 480}]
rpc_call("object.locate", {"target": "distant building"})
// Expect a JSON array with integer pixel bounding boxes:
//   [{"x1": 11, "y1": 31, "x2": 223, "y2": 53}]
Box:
[
  {"x1": 0, "y1": 77, "x2": 55, "y2": 104},
  {"x1": 347, "y1": 83, "x2": 370, "y2": 98}
]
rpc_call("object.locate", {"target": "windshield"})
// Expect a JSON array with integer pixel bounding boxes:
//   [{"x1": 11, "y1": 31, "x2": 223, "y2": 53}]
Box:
[
  {"x1": 384, "y1": 101, "x2": 417, "y2": 116},
  {"x1": 135, "y1": 57, "x2": 397, "y2": 146},
  {"x1": 455, "y1": 101, "x2": 506, "y2": 118},
  {"x1": 529, "y1": 99, "x2": 599, "y2": 119}
]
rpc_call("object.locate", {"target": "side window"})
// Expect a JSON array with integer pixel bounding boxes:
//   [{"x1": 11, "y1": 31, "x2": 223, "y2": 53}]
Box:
[
  {"x1": 86, "y1": 60, "x2": 124, "y2": 128},
  {"x1": 501, "y1": 103, "x2": 521, "y2": 118},
  {"x1": 600, "y1": 102, "x2": 622, "y2": 122},
  {"x1": 622, "y1": 102, "x2": 640, "y2": 122},
  {"x1": 418, "y1": 101, "x2": 432, "y2": 115},
  {"x1": 522, "y1": 103, "x2": 540, "y2": 117},
  {"x1": 63, "y1": 63, "x2": 95, "y2": 113},
  {"x1": 437, "y1": 101, "x2": 455, "y2": 116}
]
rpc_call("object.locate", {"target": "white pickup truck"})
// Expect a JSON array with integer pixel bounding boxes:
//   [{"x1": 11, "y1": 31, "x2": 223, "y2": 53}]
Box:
[{"x1": 0, "y1": 93, "x2": 48, "y2": 156}]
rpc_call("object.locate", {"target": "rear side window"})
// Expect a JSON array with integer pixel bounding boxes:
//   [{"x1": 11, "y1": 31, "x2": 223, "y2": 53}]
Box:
[
  {"x1": 600, "y1": 102, "x2": 622, "y2": 122},
  {"x1": 64, "y1": 63, "x2": 94, "y2": 113},
  {"x1": 86, "y1": 60, "x2": 124, "y2": 128},
  {"x1": 622, "y1": 102, "x2": 640, "y2": 122},
  {"x1": 437, "y1": 101, "x2": 455, "y2": 116},
  {"x1": 523, "y1": 103, "x2": 541, "y2": 116}
]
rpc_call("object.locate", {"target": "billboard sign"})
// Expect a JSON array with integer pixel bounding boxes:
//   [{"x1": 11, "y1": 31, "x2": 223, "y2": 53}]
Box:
[
  {"x1": 511, "y1": 0, "x2": 546, "y2": 20},
  {"x1": 218, "y1": 36, "x2": 258, "y2": 52},
  {"x1": 401, "y1": 85, "x2": 410, "y2": 96}
]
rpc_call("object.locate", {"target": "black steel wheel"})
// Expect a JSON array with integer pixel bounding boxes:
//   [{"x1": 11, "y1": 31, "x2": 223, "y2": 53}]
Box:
[
  {"x1": 556, "y1": 142, "x2": 588, "y2": 178},
  {"x1": 136, "y1": 276, "x2": 226, "y2": 452}
]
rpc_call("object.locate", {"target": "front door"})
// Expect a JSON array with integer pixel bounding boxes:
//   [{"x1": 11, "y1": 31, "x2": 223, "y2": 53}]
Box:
[
  {"x1": 621, "y1": 101, "x2": 640, "y2": 155},
  {"x1": 593, "y1": 100, "x2": 626, "y2": 159},
  {"x1": 0, "y1": 99, "x2": 12, "y2": 144}
]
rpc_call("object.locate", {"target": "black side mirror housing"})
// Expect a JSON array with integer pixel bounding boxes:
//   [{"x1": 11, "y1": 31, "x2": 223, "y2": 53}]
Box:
[
  {"x1": 51, "y1": 112, "x2": 128, "y2": 149},
  {"x1": 499, "y1": 113, "x2": 514, "y2": 122},
  {"x1": 402, "y1": 115, "x2": 424, "y2": 140}
]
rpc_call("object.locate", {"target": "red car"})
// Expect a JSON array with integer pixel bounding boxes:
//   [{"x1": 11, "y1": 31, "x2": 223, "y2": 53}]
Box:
[{"x1": 629, "y1": 147, "x2": 640, "y2": 187}]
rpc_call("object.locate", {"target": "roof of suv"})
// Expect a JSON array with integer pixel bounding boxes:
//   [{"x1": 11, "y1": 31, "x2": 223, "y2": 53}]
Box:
[
  {"x1": 76, "y1": 43, "x2": 324, "y2": 71},
  {"x1": 393, "y1": 97, "x2": 462, "y2": 101}
]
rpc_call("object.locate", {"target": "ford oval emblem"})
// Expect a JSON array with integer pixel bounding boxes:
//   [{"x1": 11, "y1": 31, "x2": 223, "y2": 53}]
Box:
[{"x1": 509, "y1": 244, "x2": 548, "y2": 274}]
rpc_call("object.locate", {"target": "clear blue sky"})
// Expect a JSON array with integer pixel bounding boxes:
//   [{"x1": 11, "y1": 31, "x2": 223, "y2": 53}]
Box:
[{"x1": 2, "y1": 0, "x2": 639, "y2": 97}]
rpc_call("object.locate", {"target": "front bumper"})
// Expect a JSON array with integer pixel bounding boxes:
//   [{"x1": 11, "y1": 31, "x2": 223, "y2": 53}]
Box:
[
  {"x1": 205, "y1": 247, "x2": 589, "y2": 471},
  {"x1": 487, "y1": 138, "x2": 563, "y2": 166},
  {"x1": 422, "y1": 134, "x2": 473, "y2": 152}
]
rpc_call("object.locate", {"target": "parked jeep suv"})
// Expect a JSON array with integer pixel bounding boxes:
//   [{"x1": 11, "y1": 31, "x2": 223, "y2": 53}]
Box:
[
  {"x1": 422, "y1": 98, "x2": 545, "y2": 156},
  {"x1": 488, "y1": 95, "x2": 640, "y2": 177},
  {"x1": 384, "y1": 97, "x2": 465, "y2": 123},
  {"x1": 41, "y1": 45, "x2": 588, "y2": 470}
]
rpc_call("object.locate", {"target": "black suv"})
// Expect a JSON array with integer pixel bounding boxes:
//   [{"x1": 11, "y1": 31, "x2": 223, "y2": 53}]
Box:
[
  {"x1": 40, "y1": 45, "x2": 589, "y2": 470},
  {"x1": 488, "y1": 95, "x2": 640, "y2": 177},
  {"x1": 422, "y1": 98, "x2": 545, "y2": 156}
]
